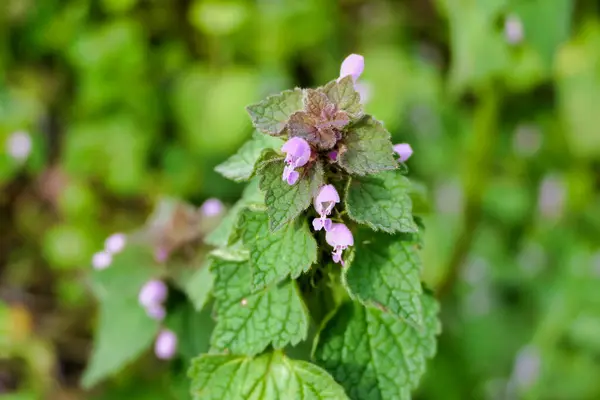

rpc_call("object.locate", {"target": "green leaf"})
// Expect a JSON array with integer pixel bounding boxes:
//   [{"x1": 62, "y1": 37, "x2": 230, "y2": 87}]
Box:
[
  {"x1": 215, "y1": 133, "x2": 283, "y2": 182},
  {"x1": 204, "y1": 179, "x2": 264, "y2": 248},
  {"x1": 182, "y1": 264, "x2": 214, "y2": 312},
  {"x1": 313, "y1": 298, "x2": 440, "y2": 400},
  {"x1": 556, "y1": 21, "x2": 600, "y2": 158},
  {"x1": 210, "y1": 259, "x2": 309, "y2": 356},
  {"x1": 259, "y1": 158, "x2": 324, "y2": 231},
  {"x1": 90, "y1": 245, "x2": 161, "y2": 302},
  {"x1": 189, "y1": 352, "x2": 349, "y2": 400},
  {"x1": 166, "y1": 301, "x2": 215, "y2": 361},
  {"x1": 345, "y1": 170, "x2": 418, "y2": 233},
  {"x1": 338, "y1": 116, "x2": 397, "y2": 176},
  {"x1": 83, "y1": 246, "x2": 162, "y2": 388},
  {"x1": 343, "y1": 232, "x2": 423, "y2": 326},
  {"x1": 239, "y1": 209, "x2": 317, "y2": 290},
  {"x1": 510, "y1": 0, "x2": 573, "y2": 66},
  {"x1": 82, "y1": 299, "x2": 160, "y2": 389},
  {"x1": 322, "y1": 76, "x2": 363, "y2": 119},
  {"x1": 246, "y1": 88, "x2": 304, "y2": 135}
]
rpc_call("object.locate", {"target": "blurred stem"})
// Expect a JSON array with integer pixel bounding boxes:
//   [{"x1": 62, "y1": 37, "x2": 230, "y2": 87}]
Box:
[{"x1": 437, "y1": 86, "x2": 499, "y2": 298}]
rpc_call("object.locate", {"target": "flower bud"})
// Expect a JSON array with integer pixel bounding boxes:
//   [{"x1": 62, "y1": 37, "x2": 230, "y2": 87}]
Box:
[
  {"x1": 339, "y1": 54, "x2": 365, "y2": 83},
  {"x1": 393, "y1": 143, "x2": 413, "y2": 162}
]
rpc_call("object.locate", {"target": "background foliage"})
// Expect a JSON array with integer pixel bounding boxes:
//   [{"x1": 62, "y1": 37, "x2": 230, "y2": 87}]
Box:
[{"x1": 2, "y1": 0, "x2": 600, "y2": 399}]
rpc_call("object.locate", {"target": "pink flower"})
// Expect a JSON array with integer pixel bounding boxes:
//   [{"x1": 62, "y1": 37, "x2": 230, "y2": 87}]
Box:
[
  {"x1": 339, "y1": 54, "x2": 364, "y2": 83},
  {"x1": 154, "y1": 329, "x2": 177, "y2": 360},
  {"x1": 393, "y1": 143, "x2": 413, "y2": 162},
  {"x1": 325, "y1": 223, "x2": 354, "y2": 266},
  {"x1": 281, "y1": 137, "x2": 311, "y2": 185},
  {"x1": 312, "y1": 185, "x2": 340, "y2": 232},
  {"x1": 138, "y1": 280, "x2": 168, "y2": 308},
  {"x1": 104, "y1": 233, "x2": 126, "y2": 254},
  {"x1": 92, "y1": 251, "x2": 112, "y2": 270},
  {"x1": 200, "y1": 198, "x2": 224, "y2": 217}
]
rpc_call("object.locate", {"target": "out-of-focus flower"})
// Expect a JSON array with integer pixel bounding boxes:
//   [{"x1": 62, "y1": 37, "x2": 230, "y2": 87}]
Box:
[
  {"x1": 325, "y1": 223, "x2": 354, "y2": 266},
  {"x1": 393, "y1": 143, "x2": 413, "y2": 162},
  {"x1": 538, "y1": 175, "x2": 565, "y2": 220},
  {"x1": 312, "y1": 185, "x2": 340, "y2": 232},
  {"x1": 92, "y1": 251, "x2": 112, "y2": 270},
  {"x1": 154, "y1": 329, "x2": 177, "y2": 360},
  {"x1": 6, "y1": 131, "x2": 32, "y2": 162},
  {"x1": 281, "y1": 137, "x2": 311, "y2": 185},
  {"x1": 510, "y1": 345, "x2": 541, "y2": 389},
  {"x1": 145, "y1": 303, "x2": 166, "y2": 321},
  {"x1": 200, "y1": 198, "x2": 224, "y2": 217},
  {"x1": 104, "y1": 233, "x2": 127, "y2": 254},
  {"x1": 339, "y1": 54, "x2": 364, "y2": 83},
  {"x1": 354, "y1": 82, "x2": 371, "y2": 104},
  {"x1": 513, "y1": 124, "x2": 542, "y2": 157},
  {"x1": 504, "y1": 14, "x2": 524, "y2": 45},
  {"x1": 155, "y1": 247, "x2": 169, "y2": 263},
  {"x1": 138, "y1": 279, "x2": 168, "y2": 308}
]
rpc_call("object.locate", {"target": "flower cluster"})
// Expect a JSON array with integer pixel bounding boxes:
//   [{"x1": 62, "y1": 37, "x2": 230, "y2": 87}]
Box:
[
  {"x1": 271, "y1": 54, "x2": 417, "y2": 266},
  {"x1": 276, "y1": 54, "x2": 416, "y2": 266}
]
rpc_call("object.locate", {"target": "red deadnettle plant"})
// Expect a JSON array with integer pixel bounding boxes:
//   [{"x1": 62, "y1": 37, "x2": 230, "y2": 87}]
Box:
[
  {"x1": 81, "y1": 55, "x2": 440, "y2": 400},
  {"x1": 190, "y1": 54, "x2": 441, "y2": 400}
]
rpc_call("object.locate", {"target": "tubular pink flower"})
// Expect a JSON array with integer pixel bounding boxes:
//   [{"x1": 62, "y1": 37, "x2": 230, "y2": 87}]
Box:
[
  {"x1": 325, "y1": 223, "x2": 354, "y2": 266},
  {"x1": 104, "y1": 233, "x2": 126, "y2": 254},
  {"x1": 155, "y1": 329, "x2": 177, "y2": 360},
  {"x1": 312, "y1": 185, "x2": 340, "y2": 232},
  {"x1": 281, "y1": 137, "x2": 311, "y2": 185},
  {"x1": 393, "y1": 143, "x2": 413, "y2": 162},
  {"x1": 138, "y1": 279, "x2": 168, "y2": 308},
  {"x1": 339, "y1": 54, "x2": 365, "y2": 83},
  {"x1": 92, "y1": 251, "x2": 112, "y2": 270}
]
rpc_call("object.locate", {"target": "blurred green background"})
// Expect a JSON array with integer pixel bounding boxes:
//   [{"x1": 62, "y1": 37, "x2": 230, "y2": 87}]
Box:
[{"x1": 2, "y1": 0, "x2": 600, "y2": 399}]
